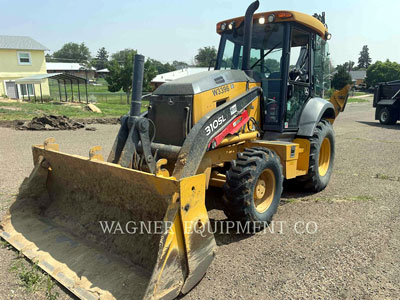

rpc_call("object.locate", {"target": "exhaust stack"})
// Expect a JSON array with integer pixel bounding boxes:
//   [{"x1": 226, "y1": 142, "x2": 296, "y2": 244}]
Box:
[
  {"x1": 130, "y1": 54, "x2": 145, "y2": 116},
  {"x1": 242, "y1": 0, "x2": 260, "y2": 77}
]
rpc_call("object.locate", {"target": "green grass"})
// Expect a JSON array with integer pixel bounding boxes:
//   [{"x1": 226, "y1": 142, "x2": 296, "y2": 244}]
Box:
[
  {"x1": 347, "y1": 97, "x2": 370, "y2": 103},
  {"x1": 375, "y1": 173, "x2": 400, "y2": 181},
  {"x1": 376, "y1": 173, "x2": 390, "y2": 180},
  {"x1": 10, "y1": 257, "x2": 59, "y2": 299},
  {"x1": 1, "y1": 237, "x2": 60, "y2": 299},
  {"x1": 308, "y1": 195, "x2": 374, "y2": 203},
  {"x1": 0, "y1": 239, "x2": 12, "y2": 250},
  {"x1": 349, "y1": 195, "x2": 374, "y2": 202},
  {"x1": 10, "y1": 259, "x2": 43, "y2": 292},
  {"x1": 0, "y1": 100, "x2": 148, "y2": 121},
  {"x1": 353, "y1": 91, "x2": 369, "y2": 96}
]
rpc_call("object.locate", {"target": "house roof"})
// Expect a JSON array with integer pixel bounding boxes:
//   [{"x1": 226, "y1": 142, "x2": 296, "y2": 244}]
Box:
[
  {"x1": 46, "y1": 62, "x2": 96, "y2": 71},
  {"x1": 15, "y1": 72, "x2": 87, "y2": 84},
  {"x1": 96, "y1": 68, "x2": 109, "y2": 73},
  {"x1": 349, "y1": 70, "x2": 366, "y2": 80},
  {"x1": 0, "y1": 35, "x2": 49, "y2": 51},
  {"x1": 151, "y1": 67, "x2": 212, "y2": 83}
]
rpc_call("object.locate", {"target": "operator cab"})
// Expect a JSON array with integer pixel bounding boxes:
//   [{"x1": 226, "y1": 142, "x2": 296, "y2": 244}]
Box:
[{"x1": 215, "y1": 11, "x2": 331, "y2": 132}]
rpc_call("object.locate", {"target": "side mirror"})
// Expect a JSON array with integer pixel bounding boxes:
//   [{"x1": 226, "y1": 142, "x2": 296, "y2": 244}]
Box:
[{"x1": 287, "y1": 83, "x2": 294, "y2": 99}]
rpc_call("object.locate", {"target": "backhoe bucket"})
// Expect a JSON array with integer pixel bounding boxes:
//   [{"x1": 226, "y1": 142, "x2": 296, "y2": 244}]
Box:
[
  {"x1": 0, "y1": 139, "x2": 216, "y2": 300},
  {"x1": 330, "y1": 84, "x2": 351, "y2": 117}
]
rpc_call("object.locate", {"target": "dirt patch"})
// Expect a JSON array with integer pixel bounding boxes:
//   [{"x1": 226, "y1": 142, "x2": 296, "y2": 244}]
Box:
[
  {"x1": 0, "y1": 116, "x2": 120, "y2": 129},
  {"x1": 16, "y1": 115, "x2": 85, "y2": 131}
]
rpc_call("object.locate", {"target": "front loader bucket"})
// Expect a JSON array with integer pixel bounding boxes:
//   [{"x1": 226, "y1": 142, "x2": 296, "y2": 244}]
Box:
[{"x1": 0, "y1": 139, "x2": 216, "y2": 300}]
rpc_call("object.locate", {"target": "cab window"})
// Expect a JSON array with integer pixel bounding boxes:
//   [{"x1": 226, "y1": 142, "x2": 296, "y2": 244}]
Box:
[
  {"x1": 313, "y1": 35, "x2": 330, "y2": 98},
  {"x1": 285, "y1": 27, "x2": 311, "y2": 129}
]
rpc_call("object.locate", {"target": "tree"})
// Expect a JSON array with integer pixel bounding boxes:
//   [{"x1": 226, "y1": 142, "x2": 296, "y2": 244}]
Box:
[
  {"x1": 195, "y1": 46, "x2": 217, "y2": 67},
  {"x1": 105, "y1": 49, "x2": 137, "y2": 103},
  {"x1": 147, "y1": 59, "x2": 176, "y2": 74},
  {"x1": 105, "y1": 49, "x2": 164, "y2": 102},
  {"x1": 332, "y1": 65, "x2": 352, "y2": 90},
  {"x1": 172, "y1": 60, "x2": 189, "y2": 69},
  {"x1": 358, "y1": 45, "x2": 372, "y2": 69},
  {"x1": 53, "y1": 42, "x2": 91, "y2": 63},
  {"x1": 143, "y1": 60, "x2": 158, "y2": 92},
  {"x1": 111, "y1": 49, "x2": 136, "y2": 63},
  {"x1": 365, "y1": 59, "x2": 400, "y2": 87},
  {"x1": 92, "y1": 47, "x2": 109, "y2": 70},
  {"x1": 342, "y1": 60, "x2": 355, "y2": 71},
  {"x1": 265, "y1": 58, "x2": 280, "y2": 73}
]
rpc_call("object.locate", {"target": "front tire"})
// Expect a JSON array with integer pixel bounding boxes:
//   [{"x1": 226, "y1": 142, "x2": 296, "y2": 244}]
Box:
[
  {"x1": 296, "y1": 119, "x2": 335, "y2": 192},
  {"x1": 223, "y1": 147, "x2": 283, "y2": 224}
]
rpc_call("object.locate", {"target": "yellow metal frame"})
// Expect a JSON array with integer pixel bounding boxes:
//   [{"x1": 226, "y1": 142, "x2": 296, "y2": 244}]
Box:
[
  {"x1": 192, "y1": 82, "x2": 260, "y2": 124},
  {"x1": 216, "y1": 10, "x2": 328, "y2": 39},
  {"x1": 201, "y1": 135, "x2": 311, "y2": 188}
]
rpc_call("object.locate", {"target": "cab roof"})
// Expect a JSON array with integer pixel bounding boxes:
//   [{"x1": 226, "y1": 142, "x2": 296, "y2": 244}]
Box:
[{"x1": 216, "y1": 10, "x2": 328, "y2": 40}]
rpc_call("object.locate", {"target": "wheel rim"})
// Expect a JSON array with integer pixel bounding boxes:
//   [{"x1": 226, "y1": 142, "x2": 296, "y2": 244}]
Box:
[
  {"x1": 254, "y1": 169, "x2": 275, "y2": 213},
  {"x1": 319, "y1": 137, "x2": 331, "y2": 177},
  {"x1": 381, "y1": 110, "x2": 388, "y2": 122}
]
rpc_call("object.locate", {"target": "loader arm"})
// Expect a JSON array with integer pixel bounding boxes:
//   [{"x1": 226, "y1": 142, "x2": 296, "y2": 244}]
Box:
[{"x1": 173, "y1": 87, "x2": 261, "y2": 179}]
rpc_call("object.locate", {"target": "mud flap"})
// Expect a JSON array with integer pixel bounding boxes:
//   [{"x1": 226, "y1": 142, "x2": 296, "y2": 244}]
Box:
[{"x1": 0, "y1": 141, "x2": 217, "y2": 300}]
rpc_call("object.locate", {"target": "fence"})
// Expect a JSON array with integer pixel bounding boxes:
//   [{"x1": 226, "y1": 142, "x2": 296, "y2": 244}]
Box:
[{"x1": 48, "y1": 80, "x2": 151, "y2": 104}]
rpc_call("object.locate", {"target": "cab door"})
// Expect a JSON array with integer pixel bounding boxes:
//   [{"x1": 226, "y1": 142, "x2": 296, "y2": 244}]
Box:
[{"x1": 285, "y1": 27, "x2": 312, "y2": 130}]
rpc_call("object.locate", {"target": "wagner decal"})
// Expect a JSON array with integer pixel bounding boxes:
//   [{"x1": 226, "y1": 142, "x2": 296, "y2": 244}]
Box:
[
  {"x1": 212, "y1": 84, "x2": 231, "y2": 96},
  {"x1": 205, "y1": 115, "x2": 227, "y2": 136}
]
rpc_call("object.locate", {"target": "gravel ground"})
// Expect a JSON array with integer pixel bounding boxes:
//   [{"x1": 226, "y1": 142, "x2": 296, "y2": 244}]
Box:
[{"x1": 1, "y1": 98, "x2": 400, "y2": 299}]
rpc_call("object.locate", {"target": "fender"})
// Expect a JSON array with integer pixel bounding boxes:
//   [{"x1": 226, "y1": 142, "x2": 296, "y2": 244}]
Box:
[
  {"x1": 297, "y1": 97, "x2": 335, "y2": 137},
  {"x1": 376, "y1": 99, "x2": 398, "y2": 106}
]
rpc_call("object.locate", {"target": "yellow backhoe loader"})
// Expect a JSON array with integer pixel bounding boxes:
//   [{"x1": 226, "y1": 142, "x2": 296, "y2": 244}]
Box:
[{"x1": 1, "y1": 2, "x2": 349, "y2": 299}]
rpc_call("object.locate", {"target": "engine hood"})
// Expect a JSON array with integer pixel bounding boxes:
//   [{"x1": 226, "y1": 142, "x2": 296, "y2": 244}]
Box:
[{"x1": 153, "y1": 69, "x2": 255, "y2": 95}]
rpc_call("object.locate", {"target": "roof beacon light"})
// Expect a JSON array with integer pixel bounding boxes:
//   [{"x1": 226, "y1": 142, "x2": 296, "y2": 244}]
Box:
[
  {"x1": 277, "y1": 12, "x2": 292, "y2": 19},
  {"x1": 267, "y1": 14, "x2": 275, "y2": 23},
  {"x1": 258, "y1": 17, "x2": 265, "y2": 24}
]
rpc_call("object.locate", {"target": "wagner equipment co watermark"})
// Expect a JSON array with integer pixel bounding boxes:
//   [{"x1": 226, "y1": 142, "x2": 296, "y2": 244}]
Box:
[{"x1": 99, "y1": 220, "x2": 318, "y2": 236}]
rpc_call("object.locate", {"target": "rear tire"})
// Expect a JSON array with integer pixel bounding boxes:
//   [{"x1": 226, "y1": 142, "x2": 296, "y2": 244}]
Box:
[
  {"x1": 295, "y1": 119, "x2": 335, "y2": 192},
  {"x1": 223, "y1": 147, "x2": 283, "y2": 224},
  {"x1": 379, "y1": 107, "x2": 397, "y2": 125}
]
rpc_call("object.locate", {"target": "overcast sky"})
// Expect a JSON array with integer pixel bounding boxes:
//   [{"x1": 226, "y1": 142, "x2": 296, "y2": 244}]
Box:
[{"x1": 2, "y1": 0, "x2": 399, "y2": 66}]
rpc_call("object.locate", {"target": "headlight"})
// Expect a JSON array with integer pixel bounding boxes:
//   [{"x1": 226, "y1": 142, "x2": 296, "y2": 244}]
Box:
[
  {"x1": 267, "y1": 14, "x2": 275, "y2": 23},
  {"x1": 325, "y1": 32, "x2": 332, "y2": 40},
  {"x1": 258, "y1": 17, "x2": 265, "y2": 24}
]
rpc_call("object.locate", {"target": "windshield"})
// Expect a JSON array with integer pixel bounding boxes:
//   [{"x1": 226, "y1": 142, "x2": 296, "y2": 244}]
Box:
[
  {"x1": 216, "y1": 22, "x2": 287, "y2": 129},
  {"x1": 216, "y1": 22, "x2": 285, "y2": 78}
]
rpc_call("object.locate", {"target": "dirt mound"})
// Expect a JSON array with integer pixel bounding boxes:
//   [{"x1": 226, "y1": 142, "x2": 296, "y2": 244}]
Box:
[{"x1": 17, "y1": 115, "x2": 85, "y2": 130}]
